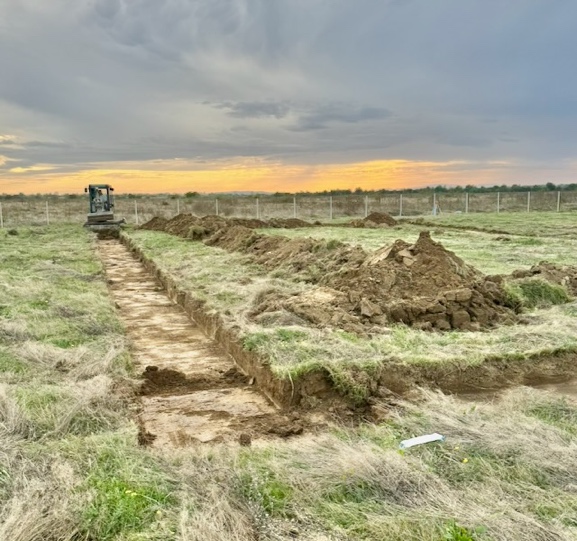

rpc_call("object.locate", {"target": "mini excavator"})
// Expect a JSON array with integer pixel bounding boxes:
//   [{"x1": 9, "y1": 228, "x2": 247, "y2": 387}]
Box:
[{"x1": 83, "y1": 184, "x2": 126, "y2": 229}]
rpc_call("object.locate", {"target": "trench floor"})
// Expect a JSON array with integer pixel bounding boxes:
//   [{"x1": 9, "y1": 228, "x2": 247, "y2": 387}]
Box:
[{"x1": 98, "y1": 240, "x2": 306, "y2": 447}]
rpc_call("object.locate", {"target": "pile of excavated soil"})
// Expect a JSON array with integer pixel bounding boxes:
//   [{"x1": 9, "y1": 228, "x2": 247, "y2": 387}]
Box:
[
  {"x1": 511, "y1": 262, "x2": 577, "y2": 295},
  {"x1": 250, "y1": 232, "x2": 515, "y2": 333},
  {"x1": 267, "y1": 218, "x2": 313, "y2": 228},
  {"x1": 140, "y1": 214, "x2": 312, "y2": 238},
  {"x1": 318, "y1": 231, "x2": 514, "y2": 331},
  {"x1": 349, "y1": 212, "x2": 397, "y2": 228},
  {"x1": 139, "y1": 216, "x2": 517, "y2": 332},
  {"x1": 219, "y1": 229, "x2": 515, "y2": 333},
  {"x1": 139, "y1": 216, "x2": 169, "y2": 231},
  {"x1": 364, "y1": 212, "x2": 397, "y2": 225},
  {"x1": 205, "y1": 225, "x2": 366, "y2": 278}
]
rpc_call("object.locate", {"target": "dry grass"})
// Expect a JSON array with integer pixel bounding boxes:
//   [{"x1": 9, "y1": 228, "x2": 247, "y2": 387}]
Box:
[
  {"x1": 4, "y1": 224, "x2": 577, "y2": 540},
  {"x1": 155, "y1": 386, "x2": 577, "y2": 541},
  {"x1": 127, "y1": 229, "x2": 311, "y2": 324},
  {"x1": 260, "y1": 220, "x2": 577, "y2": 275},
  {"x1": 126, "y1": 228, "x2": 577, "y2": 395}
]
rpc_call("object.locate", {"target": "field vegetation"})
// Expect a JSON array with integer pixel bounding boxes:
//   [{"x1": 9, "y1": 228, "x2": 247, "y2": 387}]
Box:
[
  {"x1": 3, "y1": 221, "x2": 577, "y2": 540},
  {"x1": 127, "y1": 221, "x2": 577, "y2": 401},
  {"x1": 405, "y1": 211, "x2": 577, "y2": 239}
]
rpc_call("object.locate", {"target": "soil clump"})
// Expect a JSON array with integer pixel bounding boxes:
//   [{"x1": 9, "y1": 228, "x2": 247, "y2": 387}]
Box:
[
  {"x1": 206, "y1": 227, "x2": 517, "y2": 332},
  {"x1": 350, "y1": 212, "x2": 397, "y2": 228},
  {"x1": 140, "y1": 214, "x2": 313, "y2": 240},
  {"x1": 266, "y1": 218, "x2": 312, "y2": 228},
  {"x1": 511, "y1": 262, "x2": 577, "y2": 295},
  {"x1": 139, "y1": 215, "x2": 542, "y2": 333}
]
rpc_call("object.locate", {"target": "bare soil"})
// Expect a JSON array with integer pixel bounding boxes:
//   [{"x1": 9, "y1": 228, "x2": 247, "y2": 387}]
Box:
[
  {"x1": 98, "y1": 240, "x2": 320, "y2": 447},
  {"x1": 207, "y1": 227, "x2": 517, "y2": 332},
  {"x1": 140, "y1": 213, "x2": 314, "y2": 240},
  {"x1": 138, "y1": 213, "x2": 574, "y2": 335},
  {"x1": 511, "y1": 261, "x2": 577, "y2": 295},
  {"x1": 349, "y1": 211, "x2": 398, "y2": 228}
]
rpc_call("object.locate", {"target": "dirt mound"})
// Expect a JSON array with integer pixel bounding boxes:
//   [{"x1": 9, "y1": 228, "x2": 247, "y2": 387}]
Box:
[
  {"x1": 249, "y1": 231, "x2": 516, "y2": 333},
  {"x1": 349, "y1": 212, "x2": 397, "y2": 228},
  {"x1": 205, "y1": 225, "x2": 366, "y2": 281},
  {"x1": 163, "y1": 214, "x2": 201, "y2": 236},
  {"x1": 511, "y1": 262, "x2": 577, "y2": 295},
  {"x1": 140, "y1": 216, "x2": 169, "y2": 231},
  {"x1": 317, "y1": 231, "x2": 513, "y2": 331},
  {"x1": 141, "y1": 214, "x2": 233, "y2": 239},
  {"x1": 364, "y1": 212, "x2": 397, "y2": 226},
  {"x1": 266, "y1": 218, "x2": 313, "y2": 228},
  {"x1": 204, "y1": 225, "x2": 264, "y2": 252},
  {"x1": 143, "y1": 217, "x2": 516, "y2": 332}
]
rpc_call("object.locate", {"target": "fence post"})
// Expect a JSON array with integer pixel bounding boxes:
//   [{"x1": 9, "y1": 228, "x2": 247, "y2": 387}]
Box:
[
  {"x1": 557, "y1": 191, "x2": 561, "y2": 212},
  {"x1": 497, "y1": 192, "x2": 500, "y2": 214},
  {"x1": 465, "y1": 192, "x2": 469, "y2": 213},
  {"x1": 134, "y1": 200, "x2": 139, "y2": 225},
  {"x1": 399, "y1": 194, "x2": 403, "y2": 217},
  {"x1": 527, "y1": 191, "x2": 531, "y2": 212},
  {"x1": 176, "y1": 198, "x2": 180, "y2": 215},
  {"x1": 432, "y1": 193, "x2": 437, "y2": 216},
  {"x1": 256, "y1": 197, "x2": 260, "y2": 219},
  {"x1": 364, "y1": 196, "x2": 368, "y2": 218},
  {"x1": 0, "y1": 202, "x2": 3, "y2": 228},
  {"x1": 293, "y1": 196, "x2": 297, "y2": 218},
  {"x1": 46, "y1": 201, "x2": 50, "y2": 225},
  {"x1": 329, "y1": 196, "x2": 333, "y2": 221},
  {"x1": 215, "y1": 198, "x2": 219, "y2": 216}
]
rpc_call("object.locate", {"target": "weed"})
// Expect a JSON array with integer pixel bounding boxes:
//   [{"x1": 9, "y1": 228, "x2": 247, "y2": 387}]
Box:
[
  {"x1": 78, "y1": 443, "x2": 176, "y2": 540},
  {"x1": 237, "y1": 469, "x2": 293, "y2": 517},
  {"x1": 443, "y1": 520, "x2": 487, "y2": 541},
  {"x1": 274, "y1": 328, "x2": 307, "y2": 341},
  {"x1": 506, "y1": 278, "x2": 571, "y2": 309},
  {"x1": 243, "y1": 332, "x2": 269, "y2": 352},
  {"x1": 527, "y1": 398, "x2": 577, "y2": 436}
]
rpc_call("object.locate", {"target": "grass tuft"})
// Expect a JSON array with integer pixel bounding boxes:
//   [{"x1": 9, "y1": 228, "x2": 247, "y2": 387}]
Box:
[{"x1": 506, "y1": 278, "x2": 571, "y2": 309}]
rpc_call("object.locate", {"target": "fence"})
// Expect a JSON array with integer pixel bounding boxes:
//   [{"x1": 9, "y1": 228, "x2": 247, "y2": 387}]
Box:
[{"x1": 1, "y1": 191, "x2": 577, "y2": 227}]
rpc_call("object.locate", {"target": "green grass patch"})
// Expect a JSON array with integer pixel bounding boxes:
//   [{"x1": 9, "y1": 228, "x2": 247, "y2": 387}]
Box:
[
  {"x1": 235, "y1": 449, "x2": 295, "y2": 518},
  {"x1": 0, "y1": 348, "x2": 27, "y2": 374},
  {"x1": 526, "y1": 398, "x2": 577, "y2": 436},
  {"x1": 505, "y1": 278, "x2": 571, "y2": 310}
]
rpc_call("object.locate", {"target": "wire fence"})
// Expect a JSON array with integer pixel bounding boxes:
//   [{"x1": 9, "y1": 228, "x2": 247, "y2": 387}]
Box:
[{"x1": 1, "y1": 190, "x2": 577, "y2": 227}]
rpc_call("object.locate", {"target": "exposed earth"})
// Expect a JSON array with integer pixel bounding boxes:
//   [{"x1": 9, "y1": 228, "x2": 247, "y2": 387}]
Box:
[
  {"x1": 140, "y1": 214, "x2": 577, "y2": 335},
  {"x1": 98, "y1": 240, "x2": 316, "y2": 447}
]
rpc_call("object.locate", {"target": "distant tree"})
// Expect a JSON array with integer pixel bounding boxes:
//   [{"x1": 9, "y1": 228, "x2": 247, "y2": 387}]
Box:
[
  {"x1": 185, "y1": 191, "x2": 199, "y2": 198},
  {"x1": 545, "y1": 182, "x2": 556, "y2": 191}
]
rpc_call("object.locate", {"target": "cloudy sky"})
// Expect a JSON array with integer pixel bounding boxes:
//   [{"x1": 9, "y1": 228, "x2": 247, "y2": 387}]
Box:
[{"x1": 1, "y1": 0, "x2": 576, "y2": 194}]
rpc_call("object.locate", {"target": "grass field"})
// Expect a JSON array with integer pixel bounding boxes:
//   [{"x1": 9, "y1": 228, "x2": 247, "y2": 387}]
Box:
[
  {"x1": 3, "y1": 222, "x2": 577, "y2": 540},
  {"x1": 127, "y1": 226, "x2": 577, "y2": 399},
  {"x1": 261, "y1": 219, "x2": 577, "y2": 276},
  {"x1": 404, "y1": 211, "x2": 577, "y2": 238}
]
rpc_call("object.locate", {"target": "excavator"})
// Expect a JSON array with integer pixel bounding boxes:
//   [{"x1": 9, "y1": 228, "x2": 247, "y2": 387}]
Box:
[{"x1": 83, "y1": 184, "x2": 126, "y2": 229}]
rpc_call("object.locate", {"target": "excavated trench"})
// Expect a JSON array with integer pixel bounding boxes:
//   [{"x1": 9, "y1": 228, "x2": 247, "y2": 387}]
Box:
[{"x1": 98, "y1": 239, "x2": 308, "y2": 447}]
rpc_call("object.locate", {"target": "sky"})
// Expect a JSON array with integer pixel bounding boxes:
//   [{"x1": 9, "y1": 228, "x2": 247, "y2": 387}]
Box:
[{"x1": 1, "y1": 0, "x2": 577, "y2": 194}]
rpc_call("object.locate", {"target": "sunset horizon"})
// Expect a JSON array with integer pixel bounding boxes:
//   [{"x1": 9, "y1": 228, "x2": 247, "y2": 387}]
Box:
[{"x1": 2, "y1": 2, "x2": 575, "y2": 196}]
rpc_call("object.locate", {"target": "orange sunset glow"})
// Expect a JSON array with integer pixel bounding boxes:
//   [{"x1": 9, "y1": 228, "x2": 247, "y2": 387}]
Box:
[{"x1": 0, "y1": 158, "x2": 542, "y2": 195}]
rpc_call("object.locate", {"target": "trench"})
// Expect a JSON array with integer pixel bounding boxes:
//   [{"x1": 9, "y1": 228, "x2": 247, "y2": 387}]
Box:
[
  {"x1": 98, "y1": 239, "x2": 307, "y2": 447},
  {"x1": 457, "y1": 378, "x2": 577, "y2": 403}
]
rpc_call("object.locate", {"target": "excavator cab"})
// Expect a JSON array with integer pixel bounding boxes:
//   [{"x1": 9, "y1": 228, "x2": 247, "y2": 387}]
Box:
[{"x1": 84, "y1": 184, "x2": 125, "y2": 228}]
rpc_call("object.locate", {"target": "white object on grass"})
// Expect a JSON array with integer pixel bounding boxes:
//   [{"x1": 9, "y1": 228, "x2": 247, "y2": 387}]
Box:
[{"x1": 399, "y1": 433, "x2": 445, "y2": 450}]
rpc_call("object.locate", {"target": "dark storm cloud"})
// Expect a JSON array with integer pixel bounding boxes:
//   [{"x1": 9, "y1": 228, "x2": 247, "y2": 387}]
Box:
[{"x1": 1, "y1": 0, "x2": 577, "y2": 180}]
